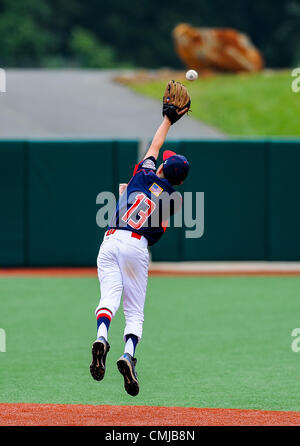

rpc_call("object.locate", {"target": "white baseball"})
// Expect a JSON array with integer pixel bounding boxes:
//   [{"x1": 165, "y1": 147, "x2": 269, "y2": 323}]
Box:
[{"x1": 185, "y1": 70, "x2": 198, "y2": 81}]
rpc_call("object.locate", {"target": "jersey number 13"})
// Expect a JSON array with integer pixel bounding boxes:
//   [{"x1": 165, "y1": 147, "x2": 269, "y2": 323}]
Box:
[{"x1": 121, "y1": 193, "x2": 156, "y2": 229}]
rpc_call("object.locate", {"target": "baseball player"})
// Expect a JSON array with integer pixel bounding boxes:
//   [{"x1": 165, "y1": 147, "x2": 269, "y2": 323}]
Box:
[{"x1": 90, "y1": 80, "x2": 191, "y2": 396}]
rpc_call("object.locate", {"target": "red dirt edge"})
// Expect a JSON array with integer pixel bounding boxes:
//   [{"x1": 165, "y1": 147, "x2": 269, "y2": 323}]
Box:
[
  {"x1": 1, "y1": 403, "x2": 300, "y2": 426},
  {"x1": 1, "y1": 267, "x2": 300, "y2": 277}
]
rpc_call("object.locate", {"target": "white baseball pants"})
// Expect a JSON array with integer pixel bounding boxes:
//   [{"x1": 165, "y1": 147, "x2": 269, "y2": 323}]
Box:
[{"x1": 96, "y1": 229, "x2": 150, "y2": 340}]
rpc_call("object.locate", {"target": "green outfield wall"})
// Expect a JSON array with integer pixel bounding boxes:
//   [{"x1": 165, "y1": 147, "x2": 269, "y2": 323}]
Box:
[{"x1": 0, "y1": 140, "x2": 299, "y2": 265}]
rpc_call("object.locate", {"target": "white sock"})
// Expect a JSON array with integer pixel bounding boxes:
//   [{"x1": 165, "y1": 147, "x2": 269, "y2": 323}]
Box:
[
  {"x1": 97, "y1": 323, "x2": 108, "y2": 340},
  {"x1": 124, "y1": 337, "x2": 135, "y2": 356}
]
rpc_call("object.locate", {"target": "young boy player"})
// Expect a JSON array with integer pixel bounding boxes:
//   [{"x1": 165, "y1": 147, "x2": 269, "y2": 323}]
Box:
[{"x1": 90, "y1": 81, "x2": 191, "y2": 396}]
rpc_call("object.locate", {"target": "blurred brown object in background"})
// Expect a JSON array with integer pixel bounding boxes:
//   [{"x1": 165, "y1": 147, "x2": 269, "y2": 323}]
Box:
[{"x1": 173, "y1": 24, "x2": 264, "y2": 73}]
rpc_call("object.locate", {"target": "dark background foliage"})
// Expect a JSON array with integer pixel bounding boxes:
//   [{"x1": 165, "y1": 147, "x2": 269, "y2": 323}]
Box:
[{"x1": 0, "y1": 0, "x2": 299, "y2": 68}]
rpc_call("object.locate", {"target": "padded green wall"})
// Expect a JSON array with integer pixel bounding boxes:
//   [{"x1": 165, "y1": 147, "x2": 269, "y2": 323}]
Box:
[
  {"x1": 182, "y1": 140, "x2": 266, "y2": 261},
  {"x1": 0, "y1": 139, "x2": 299, "y2": 265},
  {"x1": 151, "y1": 140, "x2": 266, "y2": 261},
  {"x1": 0, "y1": 140, "x2": 138, "y2": 266},
  {"x1": 27, "y1": 141, "x2": 138, "y2": 266},
  {"x1": 0, "y1": 141, "x2": 25, "y2": 265},
  {"x1": 267, "y1": 141, "x2": 300, "y2": 260}
]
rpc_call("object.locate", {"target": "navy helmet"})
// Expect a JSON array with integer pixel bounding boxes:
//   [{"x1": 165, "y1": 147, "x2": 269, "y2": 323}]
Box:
[{"x1": 162, "y1": 150, "x2": 190, "y2": 185}]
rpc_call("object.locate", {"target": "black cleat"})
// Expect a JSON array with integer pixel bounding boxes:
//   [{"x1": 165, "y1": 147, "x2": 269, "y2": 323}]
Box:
[
  {"x1": 117, "y1": 353, "x2": 139, "y2": 397},
  {"x1": 90, "y1": 337, "x2": 110, "y2": 381}
]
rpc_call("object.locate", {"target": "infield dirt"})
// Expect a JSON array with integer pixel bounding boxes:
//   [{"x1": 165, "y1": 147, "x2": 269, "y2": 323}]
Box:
[{"x1": 1, "y1": 403, "x2": 300, "y2": 426}]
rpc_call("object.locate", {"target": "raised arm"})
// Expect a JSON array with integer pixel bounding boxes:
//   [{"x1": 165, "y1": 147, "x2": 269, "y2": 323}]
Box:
[
  {"x1": 143, "y1": 105, "x2": 189, "y2": 160},
  {"x1": 143, "y1": 115, "x2": 171, "y2": 160},
  {"x1": 143, "y1": 80, "x2": 190, "y2": 160}
]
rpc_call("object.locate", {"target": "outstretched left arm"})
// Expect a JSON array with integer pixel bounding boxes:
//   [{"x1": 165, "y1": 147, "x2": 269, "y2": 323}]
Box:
[
  {"x1": 143, "y1": 103, "x2": 189, "y2": 161},
  {"x1": 143, "y1": 115, "x2": 171, "y2": 160}
]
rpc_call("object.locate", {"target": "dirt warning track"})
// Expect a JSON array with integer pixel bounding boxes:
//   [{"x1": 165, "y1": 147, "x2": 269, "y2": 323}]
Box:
[
  {"x1": 1, "y1": 262, "x2": 300, "y2": 277},
  {"x1": 1, "y1": 403, "x2": 300, "y2": 426}
]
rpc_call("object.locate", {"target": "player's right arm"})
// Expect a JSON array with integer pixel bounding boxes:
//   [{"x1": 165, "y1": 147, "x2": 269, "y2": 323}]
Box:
[{"x1": 119, "y1": 183, "x2": 127, "y2": 196}]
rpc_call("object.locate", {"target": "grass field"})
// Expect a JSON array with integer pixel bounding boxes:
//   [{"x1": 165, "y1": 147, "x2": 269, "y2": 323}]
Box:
[
  {"x1": 129, "y1": 71, "x2": 300, "y2": 137},
  {"x1": 1, "y1": 275, "x2": 300, "y2": 412}
]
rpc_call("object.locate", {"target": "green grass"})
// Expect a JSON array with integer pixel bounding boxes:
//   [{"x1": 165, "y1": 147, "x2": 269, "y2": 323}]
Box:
[
  {"x1": 129, "y1": 71, "x2": 300, "y2": 137},
  {"x1": 1, "y1": 276, "x2": 300, "y2": 410}
]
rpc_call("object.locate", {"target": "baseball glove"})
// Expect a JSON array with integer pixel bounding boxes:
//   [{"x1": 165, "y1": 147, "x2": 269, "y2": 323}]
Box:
[{"x1": 162, "y1": 80, "x2": 191, "y2": 125}]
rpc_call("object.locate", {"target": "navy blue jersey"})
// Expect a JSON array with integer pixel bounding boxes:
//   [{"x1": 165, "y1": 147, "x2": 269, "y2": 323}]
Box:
[{"x1": 109, "y1": 157, "x2": 181, "y2": 246}]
